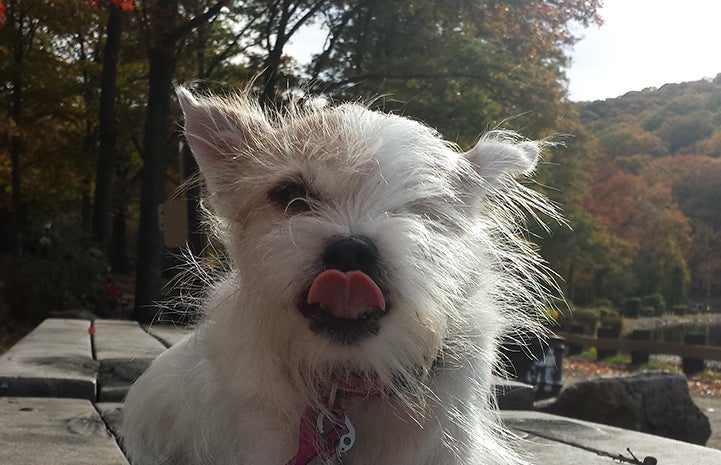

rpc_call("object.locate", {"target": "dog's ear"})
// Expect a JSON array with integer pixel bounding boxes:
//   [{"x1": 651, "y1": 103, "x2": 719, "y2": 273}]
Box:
[
  {"x1": 462, "y1": 132, "x2": 540, "y2": 187},
  {"x1": 176, "y1": 86, "x2": 268, "y2": 193}
]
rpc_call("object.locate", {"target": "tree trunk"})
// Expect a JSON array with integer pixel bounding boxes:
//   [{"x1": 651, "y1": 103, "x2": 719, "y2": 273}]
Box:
[
  {"x1": 9, "y1": 4, "x2": 24, "y2": 259},
  {"x1": 10, "y1": 134, "x2": 22, "y2": 258},
  {"x1": 93, "y1": 4, "x2": 122, "y2": 254},
  {"x1": 111, "y1": 197, "x2": 129, "y2": 274},
  {"x1": 259, "y1": 45, "x2": 284, "y2": 105},
  {"x1": 133, "y1": 0, "x2": 180, "y2": 322}
]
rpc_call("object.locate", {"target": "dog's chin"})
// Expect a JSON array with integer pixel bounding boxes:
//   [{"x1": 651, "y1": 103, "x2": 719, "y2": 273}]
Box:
[{"x1": 298, "y1": 299, "x2": 389, "y2": 345}]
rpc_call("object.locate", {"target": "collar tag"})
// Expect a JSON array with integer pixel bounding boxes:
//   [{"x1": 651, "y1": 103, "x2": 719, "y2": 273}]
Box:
[{"x1": 285, "y1": 408, "x2": 355, "y2": 465}]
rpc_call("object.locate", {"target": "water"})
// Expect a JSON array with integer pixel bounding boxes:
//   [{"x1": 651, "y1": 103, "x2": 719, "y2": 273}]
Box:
[{"x1": 650, "y1": 322, "x2": 721, "y2": 347}]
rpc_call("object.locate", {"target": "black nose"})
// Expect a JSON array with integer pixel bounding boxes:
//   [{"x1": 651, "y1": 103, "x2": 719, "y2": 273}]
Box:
[{"x1": 322, "y1": 235, "x2": 379, "y2": 273}]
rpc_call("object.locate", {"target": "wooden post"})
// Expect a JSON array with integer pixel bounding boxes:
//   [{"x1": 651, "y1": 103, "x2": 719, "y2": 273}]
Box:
[
  {"x1": 596, "y1": 327, "x2": 618, "y2": 359},
  {"x1": 631, "y1": 329, "x2": 651, "y2": 364},
  {"x1": 682, "y1": 333, "x2": 707, "y2": 375},
  {"x1": 566, "y1": 324, "x2": 584, "y2": 355}
]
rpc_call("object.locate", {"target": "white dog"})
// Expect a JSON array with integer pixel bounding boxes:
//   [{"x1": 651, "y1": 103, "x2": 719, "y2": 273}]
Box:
[{"x1": 122, "y1": 87, "x2": 558, "y2": 465}]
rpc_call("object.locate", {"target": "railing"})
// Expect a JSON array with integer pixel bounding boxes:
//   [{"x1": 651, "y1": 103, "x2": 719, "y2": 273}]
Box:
[{"x1": 558, "y1": 331, "x2": 721, "y2": 362}]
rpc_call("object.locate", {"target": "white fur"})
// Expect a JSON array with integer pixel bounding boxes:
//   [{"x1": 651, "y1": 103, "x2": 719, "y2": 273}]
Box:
[{"x1": 122, "y1": 88, "x2": 560, "y2": 465}]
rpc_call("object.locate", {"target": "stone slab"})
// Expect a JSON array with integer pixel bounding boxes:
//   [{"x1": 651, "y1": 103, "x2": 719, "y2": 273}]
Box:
[
  {"x1": 93, "y1": 320, "x2": 167, "y2": 362},
  {"x1": 502, "y1": 410, "x2": 721, "y2": 465},
  {"x1": 0, "y1": 397, "x2": 128, "y2": 465},
  {"x1": 0, "y1": 319, "x2": 97, "y2": 401},
  {"x1": 93, "y1": 320, "x2": 167, "y2": 402},
  {"x1": 493, "y1": 376, "x2": 535, "y2": 410},
  {"x1": 509, "y1": 429, "x2": 618, "y2": 464},
  {"x1": 96, "y1": 402, "x2": 124, "y2": 445},
  {"x1": 142, "y1": 323, "x2": 192, "y2": 347}
]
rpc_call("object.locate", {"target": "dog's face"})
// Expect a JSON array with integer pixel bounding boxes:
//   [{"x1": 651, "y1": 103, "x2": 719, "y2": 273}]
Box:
[{"x1": 177, "y1": 88, "x2": 545, "y2": 397}]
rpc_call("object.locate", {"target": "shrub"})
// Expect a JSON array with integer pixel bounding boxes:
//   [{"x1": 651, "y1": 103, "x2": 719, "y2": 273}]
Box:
[
  {"x1": 640, "y1": 306, "x2": 656, "y2": 318},
  {"x1": 599, "y1": 308, "x2": 620, "y2": 320},
  {"x1": 592, "y1": 298, "x2": 614, "y2": 310},
  {"x1": 1, "y1": 227, "x2": 108, "y2": 322},
  {"x1": 642, "y1": 293, "x2": 666, "y2": 316},
  {"x1": 599, "y1": 315, "x2": 623, "y2": 337},
  {"x1": 672, "y1": 304, "x2": 687, "y2": 316},
  {"x1": 624, "y1": 298, "x2": 641, "y2": 318},
  {"x1": 545, "y1": 307, "x2": 561, "y2": 323},
  {"x1": 555, "y1": 308, "x2": 599, "y2": 336}
]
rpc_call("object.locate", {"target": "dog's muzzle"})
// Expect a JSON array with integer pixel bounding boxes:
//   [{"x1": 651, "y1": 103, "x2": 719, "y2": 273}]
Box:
[{"x1": 299, "y1": 235, "x2": 388, "y2": 344}]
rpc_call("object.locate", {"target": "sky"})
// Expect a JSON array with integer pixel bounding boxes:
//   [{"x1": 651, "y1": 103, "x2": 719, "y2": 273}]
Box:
[
  {"x1": 567, "y1": 0, "x2": 721, "y2": 101},
  {"x1": 286, "y1": 1, "x2": 721, "y2": 103}
]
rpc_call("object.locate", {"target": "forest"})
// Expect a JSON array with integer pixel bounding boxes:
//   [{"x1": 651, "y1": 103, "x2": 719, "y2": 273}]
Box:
[{"x1": 1, "y1": 0, "x2": 718, "y2": 326}]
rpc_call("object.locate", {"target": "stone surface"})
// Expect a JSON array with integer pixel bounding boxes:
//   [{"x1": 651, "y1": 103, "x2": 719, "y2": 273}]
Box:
[
  {"x1": 539, "y1": 371, "x2": 711, "y2": 445},
  {"x1": 503, "y1": 410, "x2": 721, "y2": 465},
  {"x1": 142, "y1": 323, "x2": 191, "y2": 347},
  {"x1": 93, "y1": 320, "x2": 167, "y2": 402},
  {"x1": 93, "y1": 320, "x2": 167, "y2": 361},
  {"x1": 493, "y1": 376, "x2": 535, "y2": 410},
  {"x1": 0, "y1": 397, "x2": 128, "y2": 465},
  {"x1": 0, "y1": 319, "x2": 97, "y2": 400},
  {"x1": 97, "y1": 402, "x2": 125, "y2": 450},
  {"x1": 509, "y1": 428, "x2": 619, "y2": 464}
]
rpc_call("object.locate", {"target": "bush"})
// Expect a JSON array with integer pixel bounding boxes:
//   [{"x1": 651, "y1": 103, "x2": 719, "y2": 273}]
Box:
[
  {"x1": 624, "y1": 298, "x2": 641, "y2": 318},
  {"x1": 592, "y1": 298, "x2": 614, "y2": 310},
  {"x1": 545, "y1": 307, "x2": 561, "y2": 323},
  {"x1": 599, "y1": 308, "x2": 620, "y2": 320},
  {"x1": 672, "y1": 304, "x2": 687, "y2": 316},
  {"x1": 555, "y1": 308, "x2": 599, "y2": 336},
  {"x1": 1, "y1": 227, "x2": 108, "y2": 322},
  {"x1": 642, "y1": 293, "x2": 666, "y2": 316},
  {"x1": 599, "y1": 315, "x2": 623, "y2": 337},
  {"x1": 640, "y1": 306, "x2": 656, "y2": 318}
]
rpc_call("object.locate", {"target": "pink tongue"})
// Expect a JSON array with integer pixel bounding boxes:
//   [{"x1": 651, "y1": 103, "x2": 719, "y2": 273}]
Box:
[{"x1": 307, "y1": 270, "x2": 386, "y2": 320}]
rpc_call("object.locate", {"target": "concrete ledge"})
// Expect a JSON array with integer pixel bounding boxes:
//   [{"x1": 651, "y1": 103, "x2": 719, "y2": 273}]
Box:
[
  {"x1": 142, "y1": 323, "x2": 192, "y2": 347},
  {"x1": 509, "y1": 429, "x2": 619, "y2": 464},
  {"x1": 0, "y1": 397, "x2": 128, "y2": 465},
  {"x1": 94, "y1": 320, "x2": 167, "y2": 402},
  {"x1": 0, "y1": 319, "x2": 97, "y2": 401},
  {"x1": 502, "y1": 410, "x2": 721, "y2": 465},
  {"x1": 493, "y1": 376, "x2": 535, "y2": 410},
  {"x1": 96, "y1": 402, "x2": 124, "y2": 447},
  {"x1": 93, "y1": 320, "x2": 167, "y2": 361}
]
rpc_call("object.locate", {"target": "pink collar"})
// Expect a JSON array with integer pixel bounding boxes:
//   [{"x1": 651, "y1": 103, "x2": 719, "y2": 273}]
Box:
[{"x1": 284, "y1": 379, "x2": 390, "y2": 465}]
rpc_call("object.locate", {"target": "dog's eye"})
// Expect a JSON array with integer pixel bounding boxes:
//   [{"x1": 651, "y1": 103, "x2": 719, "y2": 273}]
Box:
[{"x1": 269, "y1": 182, "x2": 312, "y2": 214}]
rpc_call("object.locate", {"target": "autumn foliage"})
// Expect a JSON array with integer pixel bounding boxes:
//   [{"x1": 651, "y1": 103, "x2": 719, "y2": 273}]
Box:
[
  {"x1": 4, "y1": 0, "x2": 720, "y2": 321},
  {"x1": 87, "y1": 0, "x2": 134, "y2": 10},
  {"x1": 563, "y1": 78, "x2": 721, "y2": 307}
]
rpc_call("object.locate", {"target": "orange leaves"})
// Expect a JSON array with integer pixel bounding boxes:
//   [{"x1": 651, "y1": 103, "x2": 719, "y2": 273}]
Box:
[{"x1": 87, "y1": 0, "x2": 135, "y2": 11}]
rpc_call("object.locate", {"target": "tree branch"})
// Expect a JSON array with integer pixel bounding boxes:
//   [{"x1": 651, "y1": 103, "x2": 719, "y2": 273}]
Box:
[{"x1": 174, "y1": 1, "x2": 227, "y2": 43}]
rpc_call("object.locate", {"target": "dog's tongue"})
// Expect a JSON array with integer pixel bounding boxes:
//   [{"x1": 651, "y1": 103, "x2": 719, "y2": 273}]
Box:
[{"x1": 307, "y1": 270, "x2": 386, "y2": 319}]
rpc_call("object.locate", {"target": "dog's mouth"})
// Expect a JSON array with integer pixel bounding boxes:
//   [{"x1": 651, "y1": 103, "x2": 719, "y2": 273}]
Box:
[{"x1": 298, "y1": 269, "x2": 388, "y2": 345}]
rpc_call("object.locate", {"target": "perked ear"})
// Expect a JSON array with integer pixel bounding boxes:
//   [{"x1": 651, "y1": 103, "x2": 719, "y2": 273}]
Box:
[
  {"x1": 176, "y1": 86, "x2": 268, "y2": 194},
  {"x1": 462, "y1": 132, "x2": 541, "y2": 186}
]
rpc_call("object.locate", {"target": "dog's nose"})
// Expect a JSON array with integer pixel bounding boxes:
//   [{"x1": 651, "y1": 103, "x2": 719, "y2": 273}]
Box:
[{"x1": 322, "y1": 235, "x2": 378, "y2": 273}]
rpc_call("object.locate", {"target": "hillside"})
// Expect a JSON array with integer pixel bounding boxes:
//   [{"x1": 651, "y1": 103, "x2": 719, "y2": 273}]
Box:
[
  {"x1": 555, "y1": 76, "x2": 721, "y2": 308},
  {"x1": 579, "y1": 75, "x2": 721, "y2": 157}
]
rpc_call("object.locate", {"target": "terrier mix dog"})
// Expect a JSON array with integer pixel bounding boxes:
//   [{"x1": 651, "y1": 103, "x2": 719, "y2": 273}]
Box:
[{"x1": 122, "y1": 87, "x2": 558, "y2": 465}]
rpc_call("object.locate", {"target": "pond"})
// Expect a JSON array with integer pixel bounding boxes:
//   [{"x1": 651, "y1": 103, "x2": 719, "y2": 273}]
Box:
[{"x1": 650, "y1": 322, "x2": 721, "y2": 347}]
